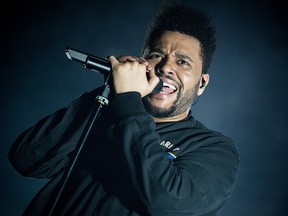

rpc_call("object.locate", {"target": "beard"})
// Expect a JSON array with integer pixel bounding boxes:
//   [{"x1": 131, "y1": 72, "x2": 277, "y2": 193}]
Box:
[{"x1": 142, "y1": 81, "x2": 200, "y2": 118}]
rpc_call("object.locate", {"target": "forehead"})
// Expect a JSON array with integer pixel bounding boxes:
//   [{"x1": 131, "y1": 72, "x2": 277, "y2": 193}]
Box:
[{"x1": 152, "y1": 31, "x2": 202, "y2": 60}]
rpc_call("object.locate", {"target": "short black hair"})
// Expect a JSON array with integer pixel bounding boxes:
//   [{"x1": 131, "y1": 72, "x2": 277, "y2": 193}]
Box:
[{"x1": 143, "y1": 1, "x2": 216, "y2": 74}]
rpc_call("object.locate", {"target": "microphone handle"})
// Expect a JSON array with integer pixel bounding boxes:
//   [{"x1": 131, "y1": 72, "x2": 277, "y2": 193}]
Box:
[
  {"x1": 151, "y1": 79, "x2": 163, "y2": 94},
  {"x1": 65, "y1": 47, "x2": 163, "y2": 94}
]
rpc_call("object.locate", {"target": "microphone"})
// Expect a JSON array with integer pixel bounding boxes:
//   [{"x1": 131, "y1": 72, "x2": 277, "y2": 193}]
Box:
[
  {"x1": 65, "y1": 47, "x2": 111, "y2": 75},
  {"x1": 65, "y1": 47, "x2": 163, "y2": 94}
]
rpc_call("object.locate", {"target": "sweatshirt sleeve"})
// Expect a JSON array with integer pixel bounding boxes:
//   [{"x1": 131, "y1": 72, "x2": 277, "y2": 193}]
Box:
[
  {"x1": 8, "y1": 90, "x2": 98, "y2": 179},
  {"x1": 108, "y1": 92, "x2": 240, "y2": 215}
]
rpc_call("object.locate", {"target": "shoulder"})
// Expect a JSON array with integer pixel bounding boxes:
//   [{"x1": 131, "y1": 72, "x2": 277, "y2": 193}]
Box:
[{"x1": 160, "y1": 115, "x2": 239, "y2": 158}]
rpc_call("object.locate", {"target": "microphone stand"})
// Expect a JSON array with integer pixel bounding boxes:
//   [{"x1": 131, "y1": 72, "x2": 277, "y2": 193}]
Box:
[{"x1": 48, "y1": 53, "x2": 112, "y2": 215}]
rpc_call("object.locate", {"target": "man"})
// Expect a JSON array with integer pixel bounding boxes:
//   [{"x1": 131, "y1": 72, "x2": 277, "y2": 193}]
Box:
[{"x1": 8, "y1": 1, "x2": 239, "y2": 216}]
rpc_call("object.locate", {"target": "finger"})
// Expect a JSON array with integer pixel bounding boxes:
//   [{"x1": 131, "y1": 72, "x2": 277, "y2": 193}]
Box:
[
  {"x1": 149, "y1": 76, "x2": 161, "y2": 93},
  {"x1": 138, "y1": 57, "x2": 152, "y2": 72},
  {"x1": 140, "y1": 57, "x2": 152, "y2": 64},
  {"x1": 146, "y1": 68, "x2": 160, "y2": 91},
  {"x1": 108, "y1": 55, "x2": 119, "y2": 66},
  {"x1": 145, "y1": 63, "x2": 152, "y2": 72},
  {"x1": 117, "y1": 55, "x2": 137, "y2": 63},
  {"x1": 115, "y1": 55, "x2": 152, "y2": 72}
]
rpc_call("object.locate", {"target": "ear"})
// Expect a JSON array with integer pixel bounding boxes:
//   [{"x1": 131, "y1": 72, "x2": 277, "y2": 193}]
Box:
[{"x1": 197, "y1": 74, "x2": 209, "y2": 96}]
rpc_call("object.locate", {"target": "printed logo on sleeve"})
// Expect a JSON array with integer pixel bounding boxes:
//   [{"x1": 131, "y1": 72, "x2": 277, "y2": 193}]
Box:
[{"x1": 160, "y1": 140, "x2": 180, "y2": 160}]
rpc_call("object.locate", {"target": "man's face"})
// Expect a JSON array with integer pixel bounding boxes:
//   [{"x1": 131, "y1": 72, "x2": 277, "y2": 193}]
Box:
[{"x1": 143, "y1": 31, "x2": 207, "y2": 121}]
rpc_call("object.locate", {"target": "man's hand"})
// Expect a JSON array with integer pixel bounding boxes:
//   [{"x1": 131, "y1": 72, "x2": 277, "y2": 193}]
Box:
[{"x1": 108, "y1": 55, "x2": 159, "y2": 97}]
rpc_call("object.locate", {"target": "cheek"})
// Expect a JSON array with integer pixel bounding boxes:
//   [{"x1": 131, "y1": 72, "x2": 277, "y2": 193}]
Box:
[{"x1": 181, "y1": 74, "x2": 199, "y2": 91}]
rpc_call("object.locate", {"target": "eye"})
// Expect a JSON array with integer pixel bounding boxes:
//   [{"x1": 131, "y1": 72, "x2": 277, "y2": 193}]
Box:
[
  {"x1": 146, "y1": 53, "x2": 163, "y2": 61},
  {"x1": 177, "y1": 59, "x2": 190, "y2": 66}
]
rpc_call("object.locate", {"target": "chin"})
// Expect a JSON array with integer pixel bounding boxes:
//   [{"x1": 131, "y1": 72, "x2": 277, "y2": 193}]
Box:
[
  {"x1": 142, "y1": 96, "x2": 177, "y2": 118},
  {"x1": 144, "y1": 97, "x2": 171, "y2": 110}
]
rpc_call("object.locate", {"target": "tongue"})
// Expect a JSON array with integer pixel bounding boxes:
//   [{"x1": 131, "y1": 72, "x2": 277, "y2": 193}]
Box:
[{"x1": 162, "y1": 87, "x2": 174, "y2": 94}]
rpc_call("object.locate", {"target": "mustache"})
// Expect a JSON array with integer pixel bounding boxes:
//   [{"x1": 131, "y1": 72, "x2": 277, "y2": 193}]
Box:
[
  {"x1": 157, "y1": 74, "x2": 175, "y2": 82},
  {"x1": 157, "y1": 74, "x2": 183, "y2": 90}
]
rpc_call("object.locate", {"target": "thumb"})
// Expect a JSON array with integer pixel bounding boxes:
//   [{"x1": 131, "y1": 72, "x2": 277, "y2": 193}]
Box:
[{"x1": 148, "y1": 76, "x2": 162, "y2": 94}]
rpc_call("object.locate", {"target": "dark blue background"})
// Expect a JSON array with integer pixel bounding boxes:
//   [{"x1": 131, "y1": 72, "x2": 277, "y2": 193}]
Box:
[{"x1": 1, "y1": 0, "x2": 287, "y2": 215}]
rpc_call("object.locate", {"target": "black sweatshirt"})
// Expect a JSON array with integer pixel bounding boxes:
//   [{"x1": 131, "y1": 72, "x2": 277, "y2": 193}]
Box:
[{"x1": 8, "y1": 88, "x2": 239, "y2": 216}]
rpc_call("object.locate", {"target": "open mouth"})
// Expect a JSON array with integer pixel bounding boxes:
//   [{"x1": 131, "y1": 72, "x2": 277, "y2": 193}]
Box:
[{"x1": 160, "y1": 81, "x2": 177, "y2": 94}]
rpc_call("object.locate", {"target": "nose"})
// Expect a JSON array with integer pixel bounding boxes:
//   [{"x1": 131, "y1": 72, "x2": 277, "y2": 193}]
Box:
[{"x1": 155, "y1": 56, "x2": 175, "y2": 77}]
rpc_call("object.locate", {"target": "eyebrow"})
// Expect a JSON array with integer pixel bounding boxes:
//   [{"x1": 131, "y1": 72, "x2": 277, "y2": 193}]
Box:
[
  {"x1": 147, "y1": 48, "x2": 194, "y2": 63},
  {"x1": 147, "y1": 48, "x2": 165, "y2": 54},
  {"x1": 175, "y1": 53, "x2": 194, "y2": 63}
]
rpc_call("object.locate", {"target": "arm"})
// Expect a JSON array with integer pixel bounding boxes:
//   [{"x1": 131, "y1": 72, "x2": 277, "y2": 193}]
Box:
[{"x1": 8, "y1": 89, "x2": 99, "y2": 179}]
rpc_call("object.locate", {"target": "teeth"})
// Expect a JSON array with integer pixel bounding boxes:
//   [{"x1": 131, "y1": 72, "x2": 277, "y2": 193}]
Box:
[{"x1": 163, "y1": 82, "x2": 176, "y2": 90}]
